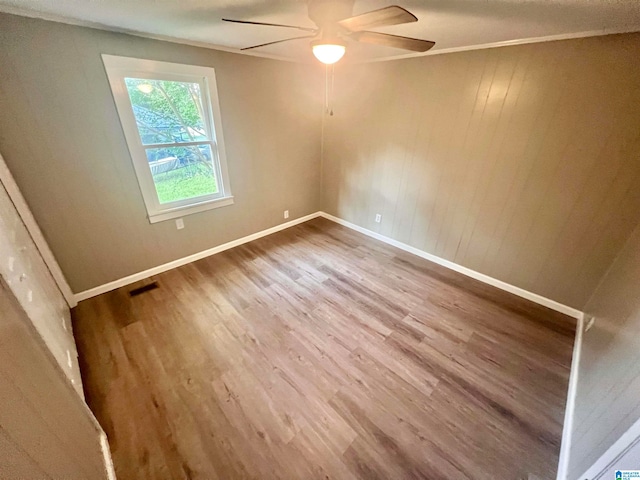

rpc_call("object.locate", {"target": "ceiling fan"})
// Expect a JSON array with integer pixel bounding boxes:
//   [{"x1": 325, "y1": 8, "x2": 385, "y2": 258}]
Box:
[{"x1": 222, "y1": 0, "x2": 435, "y2": 64}]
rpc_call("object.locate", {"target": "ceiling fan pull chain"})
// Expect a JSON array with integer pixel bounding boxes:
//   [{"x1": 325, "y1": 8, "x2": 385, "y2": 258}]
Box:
[
  {"x1": 330, "y1": 64, "x2": 335, "y2": 116},
  {"x1": 325, "y1": 64, "x2": 329, "y2": 115}
]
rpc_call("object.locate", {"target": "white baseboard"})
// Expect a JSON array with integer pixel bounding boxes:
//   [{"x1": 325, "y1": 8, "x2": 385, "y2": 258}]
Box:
[
  {"x1": 556, "y1": 313, "x2": 585, "y2": 480},
  {"x1": 73, "y1": 209, "x2": 585, "y2": 318},
  {"x1": 74, "y1": 212, "x2": 322, "y2": 302},
  {"x1": 76, "y1": 209, "x2": 584, "y2": 318},
  {"x1": 319, "y1": 212, "x2": 584, "y2": 479},
  {"x1": 319, "y1": 212, "x2": 583, "y2": 320},
  {"x1": 74, "y1": 209, "x2": 584, "y2": 480}
]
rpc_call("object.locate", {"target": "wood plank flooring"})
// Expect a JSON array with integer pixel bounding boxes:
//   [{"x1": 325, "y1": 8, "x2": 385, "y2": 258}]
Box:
[{"x1": 72, "y1": 218, "x2": 576, "y2": 480}]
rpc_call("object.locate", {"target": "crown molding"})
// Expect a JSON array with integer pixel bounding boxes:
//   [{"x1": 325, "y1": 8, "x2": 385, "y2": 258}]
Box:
[
  {"x1": 358, "y1": 27, "x2": 640, "y2": 64},
  {"x1": 1, "y1": 5, "x2": 639, "y2": 65},
  {"x1": 0, "y1": 5, "x2": 297, "y2": 63}
]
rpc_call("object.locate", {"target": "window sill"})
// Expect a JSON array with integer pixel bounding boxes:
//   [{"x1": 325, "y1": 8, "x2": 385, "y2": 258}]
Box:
[{"x1": 148, "y1": 196, "x2": 234, "y2": 224}]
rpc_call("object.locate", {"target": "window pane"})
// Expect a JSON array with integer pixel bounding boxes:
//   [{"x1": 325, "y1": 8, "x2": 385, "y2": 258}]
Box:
[
  {"x1": 125, "y1": 78, "x2": 208, "y2": 145},
  {"x1": 146, "y1": 145, "x2": 218, "y2": 204}
]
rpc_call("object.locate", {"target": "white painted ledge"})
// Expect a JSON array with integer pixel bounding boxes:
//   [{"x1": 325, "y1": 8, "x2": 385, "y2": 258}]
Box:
[
  {"x1": 148, "y1": 196, "x2": 234, "y2": 224},
  {"x1": 556, "y1": 313, "x2": 584, "y2": 480},
  {"x1": 0, "y1": 153, "x2": 77, "y2": 307},
  {"x1": 100, "y1": 433, "x2": 116, "y2": 480}
]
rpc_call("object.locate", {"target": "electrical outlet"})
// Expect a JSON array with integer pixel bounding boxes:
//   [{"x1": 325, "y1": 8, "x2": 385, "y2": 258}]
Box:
[
  {"x1": 284, "y1": 210, "x2": 289, "y2": 219},
  {"x1": 176, "y1": 218, "x2": 184, "y2": 230},
  {"x1": 375, "y1": 214, "x2": 382, "y2": 223},
  {"x1": 585, "y1": 315, "x2": 596, "y2": 332}
]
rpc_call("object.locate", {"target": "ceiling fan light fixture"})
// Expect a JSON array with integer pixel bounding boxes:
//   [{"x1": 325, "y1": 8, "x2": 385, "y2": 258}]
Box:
[
  {"x1": 311, "y1": 40, "x2": 346, "y2": 64},
  {"x1": 225, "y1": 4, "x2": 435, "y2": 60}
]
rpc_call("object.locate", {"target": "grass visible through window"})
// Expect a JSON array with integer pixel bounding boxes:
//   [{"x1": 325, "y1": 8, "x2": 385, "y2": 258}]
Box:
[{"x1": 153, "y1": 164, "x2": 218, "y2": 204}]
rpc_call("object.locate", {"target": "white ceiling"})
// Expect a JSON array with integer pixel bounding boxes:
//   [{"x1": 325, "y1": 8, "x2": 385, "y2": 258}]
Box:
[{"x1": 1, "y1": 0, "x2": 639, "y2": 62}]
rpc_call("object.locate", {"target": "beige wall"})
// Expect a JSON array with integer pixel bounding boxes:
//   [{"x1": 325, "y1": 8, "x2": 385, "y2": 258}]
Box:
[
  {"x1": 0, "y1": 13, "x2": 322, "y2": 293},
  {"x1": 2, "y1": 13, "x2": 638, "y2": 308},
  {"x1": 568, "y1": 222, "x2": 640, "y2": 478},
  {"x1": 2, "y1": 11, "x2": 640, "y2": 477},
  {"x1": 322, "y1": 33, "x2": 640, "y2": 309}
]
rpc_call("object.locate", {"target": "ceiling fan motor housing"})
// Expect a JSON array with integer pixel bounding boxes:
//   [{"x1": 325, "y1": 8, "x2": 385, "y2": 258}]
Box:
[
  {"x1": 308, "y1": 0, "x2": 355, "y2": 28},
  {"x1": 224, "y1": 2, "x2": 434, "y2": 57}
]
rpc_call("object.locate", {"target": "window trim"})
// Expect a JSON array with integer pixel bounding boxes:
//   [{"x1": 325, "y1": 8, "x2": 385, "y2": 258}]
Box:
[{"x1": 102, "y1": 54, "x2": 233, "y2": 223}]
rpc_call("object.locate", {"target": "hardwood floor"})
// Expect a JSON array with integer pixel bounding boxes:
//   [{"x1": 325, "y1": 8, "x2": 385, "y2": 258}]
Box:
[{"x1": 72, "y1": 217, "x2": 576, "y2": 480}]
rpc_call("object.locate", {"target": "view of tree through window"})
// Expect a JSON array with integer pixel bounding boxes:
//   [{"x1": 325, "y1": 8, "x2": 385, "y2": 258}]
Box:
[{"x1": 125, "y1": 78, "x2": 218, "y2": 204}]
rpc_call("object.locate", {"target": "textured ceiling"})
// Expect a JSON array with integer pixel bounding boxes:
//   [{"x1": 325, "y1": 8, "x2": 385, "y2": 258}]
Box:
[{"x1": 1, "y1": 0, "x2": 639, "y2": 62}]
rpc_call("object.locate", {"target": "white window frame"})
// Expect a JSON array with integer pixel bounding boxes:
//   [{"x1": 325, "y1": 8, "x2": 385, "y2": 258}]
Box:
[{"x1": 102, "y1": 54, "x2": 233, "y2": 223}]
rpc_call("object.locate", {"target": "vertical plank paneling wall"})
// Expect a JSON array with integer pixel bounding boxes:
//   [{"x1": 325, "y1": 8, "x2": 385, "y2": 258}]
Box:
[
  {"x1": 322, "y1": 33, "x2": 640, "y2": 309},
  {"x1": 569, "y1": 222, "x2": 640, "y2": 477}
]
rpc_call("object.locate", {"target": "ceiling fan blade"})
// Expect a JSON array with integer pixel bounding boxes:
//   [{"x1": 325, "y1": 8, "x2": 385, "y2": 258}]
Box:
[
  {"x1": 351, "y1": 31, "x2": 435, "y2": 52},
  {"x1": 222, "y1": 18, "x2": 317, "y2": 33},
  {"x1": 337, "y1": 6, "x2": 417, "y2": 32},
  {"x1": 240, "y1": 35, "x2": 316, "y2": 50}
]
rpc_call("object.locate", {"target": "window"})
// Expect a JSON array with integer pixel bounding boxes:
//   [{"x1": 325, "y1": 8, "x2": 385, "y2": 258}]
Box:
[{"x1": 102, "y1": 55, "x2": 233, "y2": 223}]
